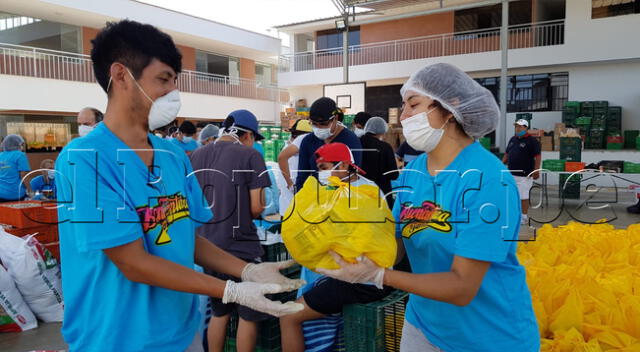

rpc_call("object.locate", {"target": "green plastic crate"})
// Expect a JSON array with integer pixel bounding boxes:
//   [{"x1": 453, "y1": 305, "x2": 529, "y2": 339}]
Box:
[
  {"x1": 343, "y1": 290, "x2": 408, "y2": 352},
  {"x1": 624, "y1": 162, "x2": 640, "y2": 174},
  {"x1": 575, "y1": 116, "x2": 592, "y2": 125},
  {"x1": 624, "y1": 130, "x2": 639, "y2": 149},
  {"x1": 637, "y1": 136, "x2": 640, "y2": 151},
  {"x1": 559, "y1": 137, "x2": 582, "y2": 161},
  {"x1": 562, "y1": 111, "x2": 577, "y2": 127},
  {"x1": 607, "y1": 142, "x2": 623, "y2": 150},
  {"x1": 259, "y1": 127, "x2": 271, "y2": 140},
  {"x1": 343, "y1": 114, "x2": 355, "y2": 126},
  {"x1": 559, "y1": 174, "x2": 581, "y2": 200},
  {"x1": 564, "y1": 101, "x2": 581, "y2": 113},
  {"x1": 479, "y1": 137, "x2": 491, "y2": 149},
  {"x1": 542, "y1": 159, "x2": 566, "y2": 171}
]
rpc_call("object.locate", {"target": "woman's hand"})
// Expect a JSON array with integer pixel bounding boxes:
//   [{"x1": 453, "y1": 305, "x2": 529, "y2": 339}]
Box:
[{"x1": 316, "y1": 251, "x2": 385, "y2": 289}]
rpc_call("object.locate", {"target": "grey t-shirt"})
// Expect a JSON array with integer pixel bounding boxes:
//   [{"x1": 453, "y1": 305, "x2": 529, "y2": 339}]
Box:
[{"x1": 190, "y1": 140, "x2": 271, "y2": 260}]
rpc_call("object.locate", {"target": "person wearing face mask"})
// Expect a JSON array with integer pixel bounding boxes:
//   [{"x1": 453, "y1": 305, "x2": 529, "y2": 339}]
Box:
[
  {"x1": 190, "y1": 110, "x2": 302, "y2": 352},
  {"x1": 171, "y1": 120, "x2": 199, "y2": 155},
  {"x1": 0, "y1": 134, "x2": 32, "y2": 201},
  {"x1": 54, "y1": 20, "x2": 303, "y2": 352},
  {"x1": 76, "y1": 107, "x2": 103, "y2": 137},
  {"x1": 352, "y1": 111, "x2": 372, "y2": 138},
  {"x1": 276, "y1": 119, "x2": 312, "y2": 217},
  {"x1": 197, "y1": 124, "x2": 220, "y2": 146},
  {"x1": 295, "y1": 97, "x2": 362, "y2": 192},
  {"x1": 315, "y1": 63, "x2": 539, "y2": 352},
  {"x1": 280, "y1": 142, "x2": 390, "y2": 352},
  {"x1": 359, "y1": 116, "x2": 399, "y2": 207},
  {"x1": 29, "y1": 159, "x2": 57, "y2": 200},
  {"x1": 502, "y1": 119, "x2": 541, "y2": 225}
]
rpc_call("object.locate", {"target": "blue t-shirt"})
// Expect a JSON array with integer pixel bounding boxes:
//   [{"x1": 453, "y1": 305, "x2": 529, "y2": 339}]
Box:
[
  {"x1": 295, "y1": 128, "x2": 362, "y2": 191},
  {"x1": 55, "y1": 123, "x2": 212, "y2": 352},
  {"x1": 171, "y1": 138, "x2": 199, "y2": 154},
  {"x1": 0, "y1": 150, "x2": 30, "y2": 200},
  {"x1": 254, "y1": 142, "x2": 265, "y2": 158},
  {"x1": 30, "y1": 175, "x2": 56, "y2": 198},
  {"x1": 392, "y1": 142, "x2": 539, "y2": 352}
]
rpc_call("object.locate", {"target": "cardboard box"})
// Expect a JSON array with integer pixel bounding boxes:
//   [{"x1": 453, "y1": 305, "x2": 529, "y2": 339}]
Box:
[
  {"x1": 540, "y1": 136, "x2": 553, "y2": 151},
  {"x1": 388, "y1": 108, "x2": 400, "y2": 125}
]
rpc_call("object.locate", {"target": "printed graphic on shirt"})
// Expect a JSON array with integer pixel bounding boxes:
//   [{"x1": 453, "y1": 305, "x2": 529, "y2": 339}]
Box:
[
  {"x1": 136, "y1": 193, "x2": 190, "y2": 245},
  {"x1": 399, "y1": 201, "x2": 452, "y2": 238}
]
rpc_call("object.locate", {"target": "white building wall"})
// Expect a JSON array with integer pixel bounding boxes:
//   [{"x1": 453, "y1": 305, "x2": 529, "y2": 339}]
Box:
[{"x1": 0, "y1": 75, "x2": 280, "y2": 123}]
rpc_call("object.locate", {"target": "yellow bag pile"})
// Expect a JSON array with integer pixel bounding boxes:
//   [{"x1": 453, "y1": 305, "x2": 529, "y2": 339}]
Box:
[
  {"x1": 282, "y1": 176, "x2": 396, "y2": 270},
  {"x1": 518, "y1": 222, "x2": 640, "y2": 351}
]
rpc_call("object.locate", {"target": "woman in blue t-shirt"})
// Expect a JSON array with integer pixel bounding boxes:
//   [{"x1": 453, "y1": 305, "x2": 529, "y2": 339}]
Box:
[
  {"x1": 0, "y1": 134, "x2": 32, "y2": 201},
  {"x1": 318, "y1": 63, "x2": 540, "y2": 352}
]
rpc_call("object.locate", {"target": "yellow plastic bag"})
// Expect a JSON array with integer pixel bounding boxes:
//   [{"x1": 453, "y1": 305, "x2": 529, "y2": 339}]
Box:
[{"x1": 282, "y1": 176, "x2": 396, "y2": 270}]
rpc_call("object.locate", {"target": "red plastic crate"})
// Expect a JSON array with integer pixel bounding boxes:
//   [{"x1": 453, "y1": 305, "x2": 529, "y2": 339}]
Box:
[
  {"x1": 606, "y1": 136, "x2": 623, "y2": 144},
  {"x1": 2, "y1": 224, "x2": 59, "y2": 244},
  {"x1": 565, "y1": 162, "x2": 586, "y2": 172},
  {"x1": 0, "y1": 201, "x2": 58, "y2": 228}
]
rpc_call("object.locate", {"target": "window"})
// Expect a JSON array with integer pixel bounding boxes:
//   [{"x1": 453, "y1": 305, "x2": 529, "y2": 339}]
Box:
[
  {"x1": 454, "y1": 0, "x2": 532, "y2": 32},
  {"x1": 592, "y1": 0, "x2": 640, "y2": 18},
  {"x1": 316, "y1": 26, "x2": 360, "y2": 50},
  {"x1": 475, "y1": 72, "x2": 568, "y2": 112},
  {"x1": 195, "y1": 50, "x2": 240, "y2": 79},
  {"x1": 0, "y1": 12, "x2": 81, "y2": 53},
  {"x1": 255, "y1": 63, "x2": 272, "y2": 87}
]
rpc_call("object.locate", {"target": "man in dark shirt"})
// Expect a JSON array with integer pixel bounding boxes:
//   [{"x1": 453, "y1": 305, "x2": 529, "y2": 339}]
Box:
[
  {"x1": 352, "y1": 111, "x2": 372, "y2": 138},
  {"x1": 502, "y1": 119, "x2": 541, "y2": 225},
  {"x1": 359, "y1": 116, "x2": 399, "y2": 207},
  {"x1": 190, "y1": 109, "x2": 300, "y2": 351},
  {"x1": 295, "y1": 97, "x2": 362, "y2": 190},
  {"x1": 395, "y1": 141, "x2": 423, "y2": 167}
]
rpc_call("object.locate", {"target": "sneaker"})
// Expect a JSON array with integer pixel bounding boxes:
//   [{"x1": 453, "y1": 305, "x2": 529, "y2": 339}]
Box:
[{"x1": 520, "y1": 214, "x2": 528, "y2": 225}]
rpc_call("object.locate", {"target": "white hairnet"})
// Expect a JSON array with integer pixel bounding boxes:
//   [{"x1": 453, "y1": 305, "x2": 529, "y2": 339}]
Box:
[
  {"x1": 400, "y1": 63, "x2": 499, "y2": 138},
  {"x1": 364, "y1": 116, "x2": 388, "y2": 135},
  {"x1": 199, "y1": 124, "x2": 219, "y2": 142},
  {"x1": 1, "y1": 134, "x2": 25, "y2": 152}
]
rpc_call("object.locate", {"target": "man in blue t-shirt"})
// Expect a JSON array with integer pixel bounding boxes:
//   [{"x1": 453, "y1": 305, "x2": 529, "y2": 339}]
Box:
[
  {"x1": 295, "y1": 97, "x2": 362, "y2": 190},
  {"x1": 171, "y1": 120, "x2": 199, "y2": 155},
  {"x1": 54, "y1": 20, "x2": 302, "y2": 352},
  {"x1": 0, "y1": 134, "x2": 31, "y2": 201}
]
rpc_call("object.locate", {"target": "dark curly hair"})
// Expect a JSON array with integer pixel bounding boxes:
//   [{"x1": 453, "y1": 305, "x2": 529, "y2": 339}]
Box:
[{"x1": 90, "y1": 20, "x2": 182, "y2": 93}]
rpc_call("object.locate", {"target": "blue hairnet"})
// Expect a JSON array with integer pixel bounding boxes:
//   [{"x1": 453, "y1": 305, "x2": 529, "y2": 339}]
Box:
[
  {"x1": 1, "y1": 134, "x2": 25, "y2": 152},
  {"x1": 400, "y1": 63, "x2": 499, "y2": 138},
  {"x1": 364, "y1": 116, "x2": 388, "y2": 135},
  {"x1": 199, "y1": 124, "x2": 220, "y2": 143}
]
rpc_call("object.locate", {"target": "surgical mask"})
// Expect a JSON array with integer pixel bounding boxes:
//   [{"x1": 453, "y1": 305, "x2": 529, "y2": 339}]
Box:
[
  {"x1": 318, "y1": 163, "x2": 349, "y2": 185},
  {"x1": 78, "y1": 125, "x2": 94, "y2": 137},
  {"x1": 123, "y1": 69, "x2": 181, "y2": 131},
  {"x1": 354, "y1": 128, "x2": 366, "y2": 138},
  {"x1": 401, "y1": 108, "x2": 449, "y2": 153},
  {"x1": 183, "y1": 136, "x2": 194, "y2": 143},
  {"x1": 47, "y1": 170, "x2": 55, "y2": 179},
  {"x1": 517, "y1": 130, "x2": 526, "y2": 137},
  {"x1": 313, "y1": 126, "x2": 333, "y2": 140},
  {"x1": 154, "y1": 133, "x2": 163, "y2": 138}
]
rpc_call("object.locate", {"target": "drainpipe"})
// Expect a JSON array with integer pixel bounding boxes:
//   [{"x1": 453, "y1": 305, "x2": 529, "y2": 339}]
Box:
[{"x1": 498, "y1": 0, "x2": 509, "y2": 152}]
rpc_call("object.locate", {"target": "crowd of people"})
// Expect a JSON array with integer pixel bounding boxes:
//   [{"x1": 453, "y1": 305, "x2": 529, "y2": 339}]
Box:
[{"x1": 0, "y1": 18, "x2": 583, "y2": 352}]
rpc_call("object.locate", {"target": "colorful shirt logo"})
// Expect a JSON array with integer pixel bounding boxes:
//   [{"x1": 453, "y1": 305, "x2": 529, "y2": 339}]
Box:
[
  {"x1": 399, "y1": 201, "x2": 452, "y2": 238},
  {"x1": 136, "y1": 193, "x2": 190, "y2": 245}
]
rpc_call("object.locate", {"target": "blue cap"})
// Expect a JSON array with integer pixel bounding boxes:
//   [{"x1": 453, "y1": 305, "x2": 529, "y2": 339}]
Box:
[{"x1": 227, "y1": 109, "x2": 264, "y2": 141}]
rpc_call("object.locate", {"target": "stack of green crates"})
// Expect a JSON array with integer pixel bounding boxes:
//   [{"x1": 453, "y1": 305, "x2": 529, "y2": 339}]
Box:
[
  {"x1": 559, "y1": 173, "x2": 581, "y2": 199},
  {"x1": 559, "y1": 137, "x2": 582, "y2": 161},
  {"x1": 623, "y1": 162, "x2": 640, "y2": 174},
  {"x1": 259, "y1": 125, "x2": 293, "y2": 162},
  {"x1": 542, "y1": 159, "x2": 566, "y2": 171},
  {"x1": 586, "y1": 128, "x2": 606, "y2": 149},
  {"x1": 562, "y1": 101, "x2": 580, "y2": 127},
  {"x1": 343, "y1": 114, "x2": 355, "y2": 126},
  {"x1": 343, "y1": 290, "x2": 408, "y2": 352},
  {"x1": 623, "y1": 130, "x2": 639, "y2": 149},
  {"x1": 637, "y1": 136, "x2": 640, "y2": 151},
  {"x1": 580, "y1": 101, "x2": 594, "y2": 118},
  {"x1": 606, "y1": 106, "x2": 622, "y2": 135}
]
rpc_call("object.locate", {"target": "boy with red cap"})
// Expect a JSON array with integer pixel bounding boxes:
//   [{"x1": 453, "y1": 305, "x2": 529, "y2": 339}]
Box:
[{"x1": 280, "y1": 142, "x2": 390, "y2": 352}]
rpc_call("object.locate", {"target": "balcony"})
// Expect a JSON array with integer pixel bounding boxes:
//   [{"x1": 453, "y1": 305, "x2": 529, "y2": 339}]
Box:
[
  {"x1": 0, "y1": 43, "x2": 288, "y2": 102},
  {"x1": 279, "y1": 20, "x2": 565, "y2": 73}
]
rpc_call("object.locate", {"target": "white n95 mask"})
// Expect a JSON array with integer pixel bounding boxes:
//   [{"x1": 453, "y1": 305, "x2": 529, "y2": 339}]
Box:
[
  {"x1": 401, "y1": 109, "x2": 449, "y2": 153},
  {"x1": 78, "y1": 125, "x2": 94, "y2": 137},
  {"x1": 125, "y1": 69, "x2": 181, "y2": 131}
]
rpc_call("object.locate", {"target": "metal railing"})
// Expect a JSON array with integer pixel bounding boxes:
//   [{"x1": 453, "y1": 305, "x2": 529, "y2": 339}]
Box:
[
  {"x1": 0, "y1": 42, "x2": 286, "y2": 102},
  {"x1": 279, "y1": 20, "x2": 565, "y2": 72}
]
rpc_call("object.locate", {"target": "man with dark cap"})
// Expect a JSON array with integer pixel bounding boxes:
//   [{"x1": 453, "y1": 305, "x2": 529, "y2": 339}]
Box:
[
  {"x1": 295, "y1": 97, "x2": 362, "y2": 191},
  {"x1": 171, "y1": 120, "x2": 199, "y2": 155},
  {"x1": 352, "y1": 111, "x2": 372, "y2": 138}
]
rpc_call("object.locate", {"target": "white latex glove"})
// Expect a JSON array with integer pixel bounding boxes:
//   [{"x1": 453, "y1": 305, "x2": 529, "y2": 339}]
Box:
[
  {"x1": 316, "y1": 251, "x2": 385, "y2": 289},
  {"x1": 241, "y1": 260, "x2": 306, "y2": 291},
  {"x1": 222, "y1": 280, "x2": 304, "y2": 317}
]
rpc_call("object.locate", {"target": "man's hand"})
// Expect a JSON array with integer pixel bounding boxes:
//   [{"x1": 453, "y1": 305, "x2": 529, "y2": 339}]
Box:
[
  {"x1": 222, "y1": 281, "x2": 304, "y2": 317},
  {"x1": 531, "y1": 171, "x2": 540, "y2": 180},
  {"x1": 316, "y1": 252, "x2": 385, "y2": 289},
  {"x1": 241, "y1": 260, "x2": 305, "y2": 291}
]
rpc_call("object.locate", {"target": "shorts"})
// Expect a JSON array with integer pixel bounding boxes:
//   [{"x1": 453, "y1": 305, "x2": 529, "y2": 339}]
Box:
[
  {"x1": 206, "y1": 258, "x2": 271, "y2": 322},
  {"x1": 513, "y1": 175, "x2": 533, "y2": 200},
  {"x1": 400, "y1": 319, "x2": 444, "y2": 352},
  {"x1": 303, "y1": 276, "x2": 391, "y2": 315}
]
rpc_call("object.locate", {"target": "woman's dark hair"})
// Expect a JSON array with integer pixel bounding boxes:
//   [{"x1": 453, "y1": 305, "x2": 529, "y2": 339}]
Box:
[
  {"x1": 91, "y1": 20, "x2": 182, "y2": 93},
  {"x1": 222, "y1": 116, "x2": 248, "y2": 138},
  {"x1": 179, "y1": 121, "x2": 196, "y2": 135}
]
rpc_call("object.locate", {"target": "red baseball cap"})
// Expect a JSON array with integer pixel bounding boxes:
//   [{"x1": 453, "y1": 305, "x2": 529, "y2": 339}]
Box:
[{"x1": 315, "y1": 143, "x2": 365, "y2": 174}]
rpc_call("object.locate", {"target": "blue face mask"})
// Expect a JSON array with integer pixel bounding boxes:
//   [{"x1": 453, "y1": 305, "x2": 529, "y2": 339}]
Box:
[
  {"x1": 517, "y1": 130, "x2": 526, "y2": 137},
  {"x1": 183, "y1": 136, "x2": 194, "y2": 143}
]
